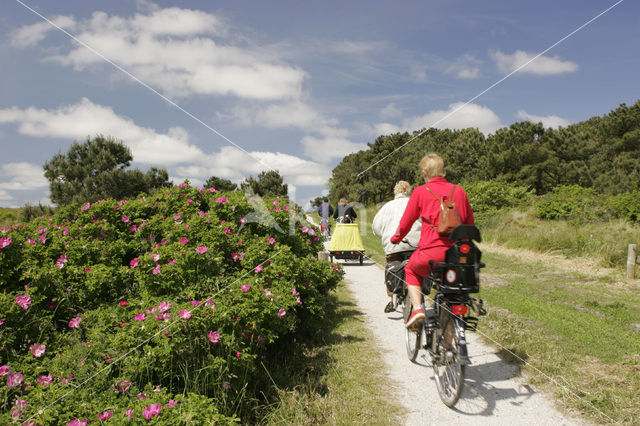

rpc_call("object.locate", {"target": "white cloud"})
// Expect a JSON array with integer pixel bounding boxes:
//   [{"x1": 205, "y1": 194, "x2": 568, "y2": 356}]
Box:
[
  {"x1": 516, "y1": 110, "x2": 570, "y2": 128},
  {"x1": 0, "y1": 98, "x2": 204, "y2": 165},
  {"x1": 372, "y1": 122, "x2": 402, "y2": 136},
  {"x1": 380, "y1": 103, "x2": 402, "y2": 120},
  {"x1": 10, "y1": 15, "x2": 76, "y2": 48},
  {"x1": 410, "y1": 65, "x2": 428, "y2": 82},
  {"x1": 15, "y1": 7, "x2": 305, "y2": 100},
  {"x1": 444, "y1": 53, "x2": 481, "y2": 79},
  {"x1": 0, "y1": 162, "x2": 48, "y2": 191},
  {"x1": 490, "y1": 50, "x2": 578, "y2": 75},
  {"x1": 0, "y1": 189, "x2": 14, "y2": 202},
  {"x1": 301, "y1": 136, "x2": 368, "y2": 163},
  {"x1": 401, "y1": 102, "x2": 504, "y2": 135},
  {"x1": 231, "y1": 101, "x2": 350, "y2": 140},
  {"x1": 331, "y1": 40, "x2": 388, "y2": 55},
  {"x1": 169, "y1": 146, "x2": 332, "y2": 188}
]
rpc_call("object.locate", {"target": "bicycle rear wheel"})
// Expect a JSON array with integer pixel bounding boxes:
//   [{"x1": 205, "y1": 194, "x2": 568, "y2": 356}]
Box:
[
  {"x1": 433, "y1": 314, "x2": 464, "y2": 407},
  {"x1": 403, "y1": 297, "x2": 422, "y2": 362}
]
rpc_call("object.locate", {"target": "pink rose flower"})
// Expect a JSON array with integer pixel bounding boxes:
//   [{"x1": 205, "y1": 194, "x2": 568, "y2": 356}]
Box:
[
  {"x1": 196, "y1": 246, "x2": 208, "y2": 254},
  {"x1": 278, "y1": 309, "x2": 286, "y2": 318},
  {"x1": 152, "y1": 253, "x2": 160, "y2": 262},
  {"x1": 80, "y1": 202, "x2": 90, "y2": 211},
  {"x1": 118, "y1": 380, "x2": 131, "y2": 393},
  {"x1": 122, "y1": 215, "x2": 130, "y2": 223},
  {"x1": 67, "y1": 419, "x2": 87, "y2": 426},
  {"x1": 0, "y1": 365, "x2": 9, "y2": 376},
  {"x1": 179, "y1": 310, "x2": 191, "y2": 319},
  {"x1": 120, "y1": 301, "x2": 128, "y2": 306},
  {"x1": 268, "y1": 237, "x2": 276, "y2": 245},
  {"x1": 215, "y1": 197, "x2": 228, "y2": 203},
  {"x1": 0, "y1": 237, "x2": 11, "y2": 248},
  {"x1": 166, "y1": 399, "x2": 178, "y2": 407},
  {"x1": 37, "y1": 375, "x2": 52, "y2": 386},
  {"x1": 97, "y1": 410, "x2": 112, "y2": 421},
  {"x1": 125, "y1": 409, "x2": 134, "y2": 419},
  {"x1": 241, "y1": 284, "x2": 251, "y2": 292},
  {"x1": 179, "y1": 237, "x2": 189, "y2": 244},
  {"x1": 15, "y1": 295, "x2": 31, "y2": 310},
  {"x1": 190, "y1": 300, "x2": 201, "y2": 306},
  {"x1": 158, "y1": 301, "x2": 171, "y2": 312},
  {"x1": 254, "y1": 264, "x2": 263, "y2": 273},
  {"x1": 152, "y1": 264, "x2": 161, "y2": 275},
  {"x1": 142, "y1": 404, "x2": 162, "y2": 420},
  {"x1": 7, "y1": 372, "x2": 23, "y2": 387},
  {"x1": 130, "y1": 258, "x2": 140, "y2": 268},
  {"x1": 208, "y1": 330, "x2": 220, "y2": 344},
  {"x1": 134, "y1": 313, "x2": 146, "y2": 321},
  {"x1": 68, "y1": 317, "x2": 82, "y2": 328},
  {"x1": 26, "y1": 238, "x2": 36, "y2": 245},
  {"x1": 173, "y1": 214, "x2": 181, "y2": 220}
]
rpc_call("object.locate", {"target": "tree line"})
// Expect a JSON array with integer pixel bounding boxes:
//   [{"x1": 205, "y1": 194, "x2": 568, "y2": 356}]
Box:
[
  {"x1": 41, "y1": 135, "x2": 288, "y2": 209},
  {"x1": 328, "y1": 100, "x2": 640, "y2": 206}
]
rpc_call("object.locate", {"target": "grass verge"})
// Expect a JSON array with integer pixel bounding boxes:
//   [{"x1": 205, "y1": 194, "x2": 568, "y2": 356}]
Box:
[{"x1": 259, "y1": 281, "x2": 403, "y2": 425}]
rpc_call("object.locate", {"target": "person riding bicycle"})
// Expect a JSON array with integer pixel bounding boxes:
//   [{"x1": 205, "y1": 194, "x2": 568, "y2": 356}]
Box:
[
  {"x1": 372, "y1": 181, "x2": 422, "y2": 313},
  {"x1": 317, "y1": 197, "x2": 334, "y2": 237},
  {"x1": 333, "y1": 198, "x2": 357, "y2": 224},
  {"x1": 390, "y1": 153, "x2": 475, "y2": 329}
]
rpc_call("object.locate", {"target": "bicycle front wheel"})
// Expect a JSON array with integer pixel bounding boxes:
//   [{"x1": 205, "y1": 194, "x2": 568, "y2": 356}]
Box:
[
  {"x1": 433, "y1": 314, "x2": 464, "y2": 407},
  {"x1": 403, "y1": 297, "x2": 422, "y2": 362}
]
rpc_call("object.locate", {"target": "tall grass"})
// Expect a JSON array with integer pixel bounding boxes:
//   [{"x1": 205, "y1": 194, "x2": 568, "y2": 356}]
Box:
[{"x1": 480, "y1": 208, "x2": 640, "y2": 269}]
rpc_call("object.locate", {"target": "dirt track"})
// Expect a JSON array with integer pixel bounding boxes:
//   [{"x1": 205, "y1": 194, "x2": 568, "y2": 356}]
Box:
[{"x1": 333, "y1": 250, "x2": 586, "y2": 425}]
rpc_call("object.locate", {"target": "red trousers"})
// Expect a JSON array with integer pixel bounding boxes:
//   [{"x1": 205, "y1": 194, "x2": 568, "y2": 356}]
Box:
[{"x1": 405, "y1": 246, "x2": 446, "y2": 287}]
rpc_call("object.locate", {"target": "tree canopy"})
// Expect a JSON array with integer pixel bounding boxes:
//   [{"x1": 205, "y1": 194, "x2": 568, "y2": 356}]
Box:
[
  {"x1": 204, "y1": 176, "x2": 238, "y2": 192},
  {"x1": 328, "y1": 100, "x2": 640, "y2": 205},
  {"x1": 240, "y1": 170, "x2": 288, "y2": 197},
  {"x1": 43, "y1": 135, "x2": 171, "y2": 205}
]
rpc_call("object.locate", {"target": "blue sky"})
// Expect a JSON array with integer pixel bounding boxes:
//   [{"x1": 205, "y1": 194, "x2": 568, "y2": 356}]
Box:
[{"x1": 0, "y1": 0, "x2": 638, "y2": 208}]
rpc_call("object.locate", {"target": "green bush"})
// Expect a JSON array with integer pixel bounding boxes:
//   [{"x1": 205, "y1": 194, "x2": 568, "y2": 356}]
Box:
[
  {"x1": 0, "y1": 184, "x2": 343, "y2": 423},
  {"x1": 464, "y1": 180, "x2": 533, "y2": 214},
  {"x1": 534, "y1": 185, "x2": 608, "y2": 223},
  {"x1": 606, "y1": 189, "x2": 640, "y2": 222}
]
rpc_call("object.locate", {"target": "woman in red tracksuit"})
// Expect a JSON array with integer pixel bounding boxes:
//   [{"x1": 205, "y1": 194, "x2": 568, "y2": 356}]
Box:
[{"x1": 390, "y1": 153, "x2": 474, "y2": 329}]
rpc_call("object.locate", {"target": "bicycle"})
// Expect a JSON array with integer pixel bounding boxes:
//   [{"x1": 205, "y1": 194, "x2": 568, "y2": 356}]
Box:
[
  {"x1": 320, "y1": 217, "x2": 331, "y2": 239},
  {"x1": 401, "y1": 224, "x2": 486, "y2": 407}
]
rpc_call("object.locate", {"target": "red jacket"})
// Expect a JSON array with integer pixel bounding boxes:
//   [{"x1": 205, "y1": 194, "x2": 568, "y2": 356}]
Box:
[{"x1": 392, "y1": 177, "x2": 474, "y2": 249}]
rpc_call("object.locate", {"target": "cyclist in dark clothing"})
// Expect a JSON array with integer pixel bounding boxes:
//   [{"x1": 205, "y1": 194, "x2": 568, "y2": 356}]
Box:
[
  {"x1": 318, "y1": 198, "x2": 334, "y2": 237},
  {"x1": 333, "y1": 198, "x2": 357, "y2": 223}
]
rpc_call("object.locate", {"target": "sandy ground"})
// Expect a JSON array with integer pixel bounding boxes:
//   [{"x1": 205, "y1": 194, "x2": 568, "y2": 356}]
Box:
[{"x1": 330, "y1": 249, "x2": 586, "y2": 425}]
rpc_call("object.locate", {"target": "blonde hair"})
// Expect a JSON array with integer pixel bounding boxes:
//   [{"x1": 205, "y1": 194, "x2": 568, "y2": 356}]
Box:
[
  {"x1": 419, "y1": 153, "x2": 445, "y2": 180},
  {"x1": 393, "y1": 181, "x2": 412, "y2": 196},
  {"x1": 338, "y1": 197, "x2": 348, "y2": 205}
]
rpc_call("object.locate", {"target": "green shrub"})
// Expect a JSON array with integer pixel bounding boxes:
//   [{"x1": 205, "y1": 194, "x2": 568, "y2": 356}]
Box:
[
  {"x1": 606, "y1": 189, "x2": 640, "y2": 222},
  {"x1": 0, "y1": 184, "x2": 343, "y2": 423},
  {"x1": 534, "y1": 184, "x2": 608, "y2": 223},
  {"x1": 464, "y1": 180, "x2": 533, "y2": 214},
  {"x1": 18, "y1": 203, "x2": 56, "y2": 222}
]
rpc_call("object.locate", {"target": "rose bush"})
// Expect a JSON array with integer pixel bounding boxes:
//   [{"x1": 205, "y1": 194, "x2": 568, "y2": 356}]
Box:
[{"x1": 0, "y1": 183, "x2": 343, "y2": 424}]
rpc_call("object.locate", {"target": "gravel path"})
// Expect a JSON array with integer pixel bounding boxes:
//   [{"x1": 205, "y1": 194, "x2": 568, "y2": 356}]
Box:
[{"x1": 332, "y1": 250, "x2": 586, "y2": 425}]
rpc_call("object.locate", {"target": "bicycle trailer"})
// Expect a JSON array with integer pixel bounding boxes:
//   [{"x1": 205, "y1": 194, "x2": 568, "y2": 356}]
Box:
[{"x1": 328, "y1": 223, "x2": 365, "y2": 264}]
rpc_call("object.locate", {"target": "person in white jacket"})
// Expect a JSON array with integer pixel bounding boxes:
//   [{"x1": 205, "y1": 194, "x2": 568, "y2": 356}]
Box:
[{"x1": 372, "y1": 181, "x2": 422, "y2": 313}]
